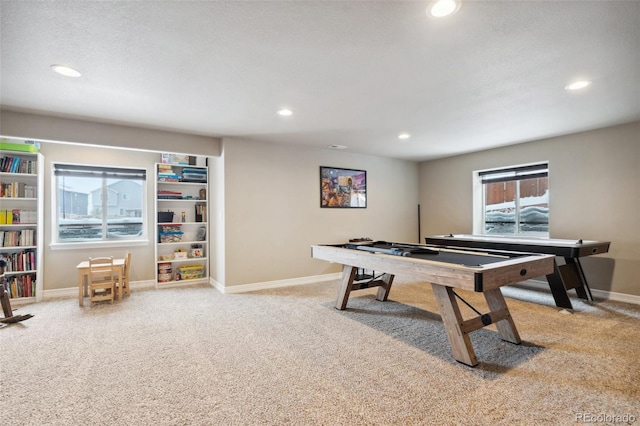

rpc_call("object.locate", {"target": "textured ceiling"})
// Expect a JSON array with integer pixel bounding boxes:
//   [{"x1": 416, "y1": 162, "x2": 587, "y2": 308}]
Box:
[{"x1": 1, "y1": 0, "x2": 639, "y2": 161}]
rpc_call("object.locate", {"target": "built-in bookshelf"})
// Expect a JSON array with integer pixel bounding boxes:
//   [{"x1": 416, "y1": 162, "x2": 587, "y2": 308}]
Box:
[
  {"x1": 154, "y1": 161, "x2": 208, "y2": 287},
  {"x1": 0, "y1": 149, "x2": 44, "y2": 303}
]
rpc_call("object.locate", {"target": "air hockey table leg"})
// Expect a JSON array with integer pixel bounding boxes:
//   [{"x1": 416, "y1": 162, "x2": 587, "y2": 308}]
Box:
[
  {"x1": 335, "y1": 265, "x2": 357, "y2": 310},
  {"x1": 431, "y1": 283, "x2": 478, "y2": 367}
]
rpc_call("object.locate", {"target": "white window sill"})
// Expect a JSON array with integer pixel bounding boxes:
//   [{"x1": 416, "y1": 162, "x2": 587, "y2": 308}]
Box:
[{"x1": 49, "y1": 239, "x2": 149, "y2": 251}]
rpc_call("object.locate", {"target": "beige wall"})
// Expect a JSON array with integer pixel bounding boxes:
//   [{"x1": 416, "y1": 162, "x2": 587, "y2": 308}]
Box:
[
  {"x1": 0, "y1": 109, "x2": 222, "y2": 156},
  {"x1": 220, "y1": 137, "x2": 420, "y2": 287},
  {"x1": 419, "y1": 121, "x2": 640, "y2": 296},
  {"x1": 3, "y1": 109, "x2": 637, "y2": 299},
  {"x1": 37, "y1": 142, "x2": 160, "y2": 290},
  {"x1": 1, "y1": 111, "x2": 420, "y2": 292},
  {"x1": 1, "y1": 111, "x2": 222, "y2": 292}
]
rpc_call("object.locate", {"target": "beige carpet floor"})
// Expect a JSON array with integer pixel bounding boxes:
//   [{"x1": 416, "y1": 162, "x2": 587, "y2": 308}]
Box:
[{"x1": 1, "y1": 279, "x2": 639, "y2": 425}]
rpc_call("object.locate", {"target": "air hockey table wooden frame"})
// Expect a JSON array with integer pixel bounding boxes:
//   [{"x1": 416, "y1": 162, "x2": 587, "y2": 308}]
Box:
[
  {"x1": 425, "y1": 234, "x2": 611, "y2": 309},
  {"x1": 311, "y1": 242, "x2": 554, "y2": 367}
]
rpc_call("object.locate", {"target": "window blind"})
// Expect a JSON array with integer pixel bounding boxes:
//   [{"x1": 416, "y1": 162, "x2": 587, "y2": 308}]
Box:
[
  {"x1": 479, "y1": 163, "x2": 548, "y2": 184},
  {"x1": 53, "y1": 164, "x2": 146, "y2": 180}
]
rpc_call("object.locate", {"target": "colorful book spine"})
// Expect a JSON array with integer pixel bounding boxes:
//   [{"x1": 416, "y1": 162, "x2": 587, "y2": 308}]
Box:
[
  {"x1": 0, "y1": 155, "x2": 37, "y2": 174},
  {"x1": 5, "y1": 274, "x2": 36, "y2": 298}
]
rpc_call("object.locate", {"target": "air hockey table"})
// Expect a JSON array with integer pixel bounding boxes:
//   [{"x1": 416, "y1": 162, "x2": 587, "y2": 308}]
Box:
[
  {"x1": 425, "y1": 234, "x2": 611, "y2": 309},
  {"x1": 311, "y1": 241, "x2": 554, "y2": 366}
]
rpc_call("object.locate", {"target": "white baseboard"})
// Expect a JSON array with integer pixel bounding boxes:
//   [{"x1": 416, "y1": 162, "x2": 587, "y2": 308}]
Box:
[
  {"x1": 35, "y1": 275, "x2": 640, "y2": 306},
  {"x1": 591, "y1": 288, "x2": 640, "y2": 305},
  {"x1": 514, "y1": 279, "x2": 640, "y2": 306},
  {"x1": 213, "y1": 273, "x2": 342, "y2": 294},
  {"x1": 209, "y1": 278, "x2": 223, "y2": 293},
  {"x1": 42, "y1": 280, "x2": 156, "y2": 301}
]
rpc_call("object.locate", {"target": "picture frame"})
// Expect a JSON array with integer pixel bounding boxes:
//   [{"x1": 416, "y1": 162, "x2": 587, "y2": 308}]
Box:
[{"x1": 320, "y1": 166, "x2": 367, "y2": 208}]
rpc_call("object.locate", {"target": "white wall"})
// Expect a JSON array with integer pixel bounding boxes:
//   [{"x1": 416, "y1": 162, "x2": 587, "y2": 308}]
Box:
[
  {"x1": 419, "y1": 121, "x2": 640, "y2": 296},
  {"x1": 208, "y1": 153, "x2": 225, "y2": 286},
  {"x1": 220, "y1": 137, "x2": 420, "y2": 287}
]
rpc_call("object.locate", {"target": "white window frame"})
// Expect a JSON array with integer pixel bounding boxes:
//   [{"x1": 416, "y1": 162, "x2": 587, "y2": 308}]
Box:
[
  {"x1": 50, "y1": 162, "x2": 149, "y2": 250},
  {"x1": 473, "y1": 162, "x2": 549, "y2": 237}
]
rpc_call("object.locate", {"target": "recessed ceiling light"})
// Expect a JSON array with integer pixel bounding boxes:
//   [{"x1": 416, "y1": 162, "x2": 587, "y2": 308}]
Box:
[
  {"x1": 398, "y1": 133, "x2": 411, "y2": 140},
  {"x1": 565, "y1": 80, "x2": 592, "y2": 91},
  {"x1": 277, "y1": 108, "x2": 293, "y2": 117},
  {"x1": 51, "y1": 64, "x2": 82, "y2": 78},
  {"x1": 427, "y1": 0, "x2": 461, "y2": 18},
  {"x1": 327, "y1": 144, "x2": 347, "y2": 150}
]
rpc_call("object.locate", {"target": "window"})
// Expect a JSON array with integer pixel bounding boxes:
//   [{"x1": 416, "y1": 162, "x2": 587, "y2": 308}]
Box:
[
  {"x1": 475, "y1": 163, "x2": 549, "y2": 236},
  {"x1": 53, "y1": 163, "x2": 147, "y2": 245}
]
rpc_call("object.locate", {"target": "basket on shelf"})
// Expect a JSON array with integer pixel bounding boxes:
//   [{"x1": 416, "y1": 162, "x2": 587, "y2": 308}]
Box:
[
  {"x1": 159, "y1": 232, "x2": 183, "y2": 243},
  {"x1": 158, "y1": 263, "x2": 172, "y2": 282},
  {"x1": 158, "y1": 211, "x2": 174, "y2": 223},
  {"x1": 176, "y1": 264, "x2": 204, "y2": 280}
]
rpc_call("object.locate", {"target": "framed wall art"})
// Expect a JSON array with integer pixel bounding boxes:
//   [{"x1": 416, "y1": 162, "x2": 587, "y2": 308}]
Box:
[{"x1": 320, "y1": 166, "x2": 367, "y2": 208}]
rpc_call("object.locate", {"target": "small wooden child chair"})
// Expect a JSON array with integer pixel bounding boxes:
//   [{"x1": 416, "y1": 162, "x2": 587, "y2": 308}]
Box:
[
  {"x1": 119, "y1": 252, "x2": 132, "y2": 298},
  {"x1": 88, "y1": 257, "x2": 116, "y2": 306}
]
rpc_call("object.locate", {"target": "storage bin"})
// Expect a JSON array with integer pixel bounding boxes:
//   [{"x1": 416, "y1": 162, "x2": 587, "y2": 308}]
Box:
[
  {"x1": 0, "y1": 138, "x2": 40, "y2": 152},
  {"x1": 159, "y1": 224, "x2": 182, "y2": 233},
  {"x1": 176, "y1": 265, "x2": 204, "y2": 280},
  {"x1": 158, "y1": 211, "x2": 174, "y2": 223},
  {"x1": 159, "y1": 232, "x2": 183, "y2": 243},
  {"x1": 158, "y1": 263, "x2": 172, "y2": 282}
]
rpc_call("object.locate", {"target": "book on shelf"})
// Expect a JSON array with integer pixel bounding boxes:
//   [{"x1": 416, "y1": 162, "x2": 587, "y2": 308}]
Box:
[
  {"x1": 0, "y1": 182, "x2": 36, "y2": 198},
  {"x1": 6, "y1": 273, "x2": 36, "y2": 298},
  {"x1": 157, "y1": 172, "x2": 181, "y2": 182},
  {"x1": 0, "y1": 210, "x2": 11, "y2": 224},
  {"x1": 1, "y1": 249, "x2": 36, "y2": 271},
  {"x1": 0, "y1": 155, "x2": 37, "y2": 174},
  {"x1": 0, "y1": 209, "x2": 36, "y2": 224},
  {"x1": 182, "y1": 168, "x2": 207, "y2": 182},
  {"x1": 195, "y1": 203, "x2": 207, "y2": 222},
  {"x1": 158, "y1": 190, "x2": 183, "y2": 199},
  {"x1": 0, "y1": 229, "x2": 36, "y2": 247}
]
